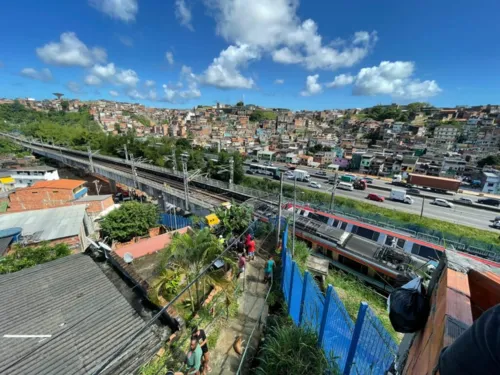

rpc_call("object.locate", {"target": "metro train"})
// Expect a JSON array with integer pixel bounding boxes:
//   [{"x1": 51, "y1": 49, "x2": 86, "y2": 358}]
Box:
[{"x1": 251, "y1": 202, "x2": 500, "y2": 292}]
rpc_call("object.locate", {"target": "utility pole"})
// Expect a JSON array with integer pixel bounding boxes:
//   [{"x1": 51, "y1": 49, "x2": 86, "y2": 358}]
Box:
[
  {"x1": 181, "y1": 152, "x2": 190, "y2": 211},
  {"x1": 229, "y1": 157, "x2": 234, "y2": 188},
  {"x1": 171, "y1": 149, "x2": 177, "y2": 172},
  {"x1": 276, "y1": 172, "x2": 284, "y2": 248},
  {"x1": 87, "y1": 146, "x2": 95, "y2": 173},
  {"x1": 292, "y1": 176, "x2": 297, "y2": 257},
  {"x1": 130, "y1": 154, "x2": 139, "y2": 189},
  {"x1": 329, "y1": 172, "x2": 338, "y2": 211},
  {"x1": 93, "y1": 180, "x2": 102, "y2": 195},
  {"x1": 123, "y1": 144, "x2": 129, "y2": 162},
  {"x1": 420, "y1": 196, "x2": 425, "y2": 218}
]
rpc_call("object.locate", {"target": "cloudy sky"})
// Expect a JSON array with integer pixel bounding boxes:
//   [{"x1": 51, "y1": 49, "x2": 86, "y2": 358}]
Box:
[{"x1": 1, "y1": 0, "x2": 499, "y2": 109}]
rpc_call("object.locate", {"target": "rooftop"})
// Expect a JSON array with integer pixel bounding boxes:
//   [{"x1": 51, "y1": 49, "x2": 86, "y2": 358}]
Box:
[
  {"x1": 76, "y1": 194, "x2": 113, "y2": 202},
  {"x1": 26, "y1": 179, "x2": 86, "y2": 190},
  {"x1": 12, "y1": 165, "x2": 56, "y2": 172},
  {"x1": 0, "y1": 205, "x2": 87, "y2": 242},
  {"x1": 0, "y1": 254, "x2": 161, "y2": 375}
]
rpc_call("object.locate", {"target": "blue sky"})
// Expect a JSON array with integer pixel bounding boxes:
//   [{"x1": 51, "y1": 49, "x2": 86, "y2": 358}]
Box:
[{"x1": 1, "y1": 0, "x2": 500, "y2": 110}]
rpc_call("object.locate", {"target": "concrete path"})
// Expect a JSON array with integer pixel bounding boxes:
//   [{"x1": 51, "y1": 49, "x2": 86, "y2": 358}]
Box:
[{"x1": 209, "y1": 253, "x2": 270, "y2": 375}]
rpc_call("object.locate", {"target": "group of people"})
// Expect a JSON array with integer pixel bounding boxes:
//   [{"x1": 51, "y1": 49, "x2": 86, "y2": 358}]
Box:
[
  {"x1": 174, "y1": 326, "x2": 211, "y2": 375},
  {"x1": 236, "y1": 233, "x2": 275, "y2": 283}
]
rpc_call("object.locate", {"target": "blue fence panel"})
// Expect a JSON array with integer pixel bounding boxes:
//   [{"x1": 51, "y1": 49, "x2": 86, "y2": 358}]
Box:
[
  {"x1": 321, "y1": 287, "x2": 354, "y2": 372},
  {"x1": 351, "y1": 307, "x2": 397, "y2": 375},
  {"x1": 282, "y1": 254, "x2": 292, "y2": 304},
  {"x1": 300, "y1": 272, "x2": 324, "y2": 332},
  {"x1": 289, "y1": 264, "x2": 303, "y2": 324},
  {"x1": 159, "y1": 213, "x2": 191, "y2": 230}
]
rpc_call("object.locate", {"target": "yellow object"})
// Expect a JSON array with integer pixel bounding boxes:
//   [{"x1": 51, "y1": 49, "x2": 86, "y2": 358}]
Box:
[
  {"x1": 205, "y1": 213, "x2": 220, "y2": 227},
  {"x1": 0, "y1": 177, "x2": 14, "y2": 184}
]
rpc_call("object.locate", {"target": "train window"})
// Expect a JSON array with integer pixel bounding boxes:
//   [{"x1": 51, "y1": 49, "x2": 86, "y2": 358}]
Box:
[
  {"x1": 332, "y1": 219, "x2": 339, "y2": 227},
  {"x1": 317, "y1": 214, "x2": 329, "y2": 224},
  {"x1": 356, "y1": 226, "x2": 374, "y2": 240},
  {"x1": 351, "y1": 225, "x2": 358, "y2": 234},
  {"x1": 339, "y1": 255, "x2": 368, "y2": 275},
  {"x1": 340, "y1": 222, "x2": 348, "y2": 230},
  {"x1": 385, "y1": 236, "x2": 395, "y2": 246},
  {"x1": 397, "y1": 238, "x2": 405, "y2": 248},
  {"x1": 418, "y1": 246, "x2": 441, "y2": 260},
  {"x1": 372, "y1": 232, "x2": 380, "y2": 242},
  {"x1": 411, "y1": 243, "x2": 421, "y2": 255}
]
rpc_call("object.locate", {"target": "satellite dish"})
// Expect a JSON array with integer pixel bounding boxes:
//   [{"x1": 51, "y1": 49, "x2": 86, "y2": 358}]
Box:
[
  {"x1": 123, "y1": 253, "x2": 134, "y2": 263},
  {"x1": 98, "y1": 242, "x2": 112, "y2": 252},
  {"x1": 87, "y1": 238, "x2": 99, "y2": 249}
]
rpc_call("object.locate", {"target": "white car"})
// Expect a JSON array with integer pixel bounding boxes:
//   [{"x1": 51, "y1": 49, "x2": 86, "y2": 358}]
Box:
[
  {"x1": 308, "y1": 181, "x2": 322, "y2": 189},
  {"x1": 457, "y1": 197, "x2": 474, "y2": 205},
  {"x1": 432, "y1": 198, "x2": 454, "y2": 208}
]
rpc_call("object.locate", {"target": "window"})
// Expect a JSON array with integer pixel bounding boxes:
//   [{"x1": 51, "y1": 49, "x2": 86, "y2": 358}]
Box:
[
  {"x1": 52, "y1": 190, "x2": 59, "y2": 193},
  {"x1": 31, "y1": 191, "x2": 38, "y2": 194}
]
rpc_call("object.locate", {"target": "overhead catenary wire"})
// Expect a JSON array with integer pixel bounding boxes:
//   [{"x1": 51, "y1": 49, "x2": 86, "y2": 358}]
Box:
[{"x1": 91, "y1": 198, "x2": 278, "y2": 375}]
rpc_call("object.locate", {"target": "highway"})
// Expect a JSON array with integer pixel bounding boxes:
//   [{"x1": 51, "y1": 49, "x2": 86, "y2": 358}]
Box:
[{"x1": 246, "y1": 173, "x2": 499, "y2": 232}]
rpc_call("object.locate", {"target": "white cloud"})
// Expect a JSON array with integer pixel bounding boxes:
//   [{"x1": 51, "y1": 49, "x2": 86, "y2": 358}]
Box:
[
  {"x1": 165, "y1": 52, "x2": 174, "y2": 65},
  {"x1": 20, "y1": 68, "x2": 53, "y2": 82},
  {"x1": 206, "y1": 0, "x2": 376, "y2": 71},
  {"x1": 127, "y1": 89, "x2": 145, "y2": 100},
  {"x1": 66, "y1": 81, "x2": 82, "y2": 93},
  {"x1": 200, "y1": 44, "x2": 259, "y2": 89},
  {"x1": 300, "y1": 74, "x2": 322, "y2": 96},
  {"x1": 89, "y1": 0, "x2": 138, "y2": 22},
  {"x1": 326, "y1": 73, "x2": 354, "y2": 88},
  {"x1": 145, "y1": 80, "x2": 156, "y2": 87},
  {"x1": 36, "y1": 32, "x2": 107, "y2": 67},
  {"x1": 148, "y1": 89, "x2": 157, "y2": 101},
  {"x1": 118, "y1": 35, "x2": 134, "y2": 47},
  {"x1": 116, "y1": 69, "x2": 139, "y2": 87},
  {"x1": 272, "y1": 47, "x2": 303, "y2": 64},
  {"x1": 85, "y1": 63, "x2": 139, "y2": 87},
  {"x1": 175, "y1": 0, "x2": 193, "y2": 31},
  {"x1": 85, "y1": 75, "x2": 102, "y2": 85},
  {"x1": 353, "y1": 61, "x2": 441, "y2": 99},
  {"x1": 109, "y1": 90, "x2": 119, "y2": 97},
  {"x1": 161, "y1": 65, "x2": 201, "y2": 103},
  {"x1": 274, "y1": 79, "x2": 284, "y2": 84}
]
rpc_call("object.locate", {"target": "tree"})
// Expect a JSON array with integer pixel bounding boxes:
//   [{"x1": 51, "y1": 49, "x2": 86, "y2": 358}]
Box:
[
  {"x1": 61, "y1": 101, "x2": 69, "y2": 112},
  {"x1": 0, "y1": 243, "x2": 71, "y2": 274},
  {"x1": 100, "y1": 202, "x2": 159, "y2": 242},
  {"x1": 214, "y1": 204, "x2": 253, "y2": 236},
  {"x1": 477, "y1": 155, "x2": 500, "y2": 168},
  {"x1": 158, "y1": 228, "x2": 233, "y2": 311},
  {"x1": 236, "y1": 101, "x2": 244, "y2": 107}
]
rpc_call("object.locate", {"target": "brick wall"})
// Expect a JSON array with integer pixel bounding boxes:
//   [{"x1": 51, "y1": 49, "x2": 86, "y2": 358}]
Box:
[
  {"x1": 8, "y1": 188, "x2": 74, "y2": 211},
  {"x1": 72, "y1": 196, "x2": 114, "y2": 214}
]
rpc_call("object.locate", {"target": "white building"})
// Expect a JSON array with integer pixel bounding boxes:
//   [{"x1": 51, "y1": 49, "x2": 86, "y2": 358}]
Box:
[
  {"x1": 10, "y1": 166, "x2": 59, "y2": 188},
  {"x1": 481, "y1": 172, "x2": 500, "y2": 194},
  {"x1": 434, "y1": 125, "x2": 459, "y2": 141}
]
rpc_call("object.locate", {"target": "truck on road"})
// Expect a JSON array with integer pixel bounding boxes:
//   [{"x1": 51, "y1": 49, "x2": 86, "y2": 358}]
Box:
[
  {"x1": 407, "y1": 174, "x2": 461, "y2": 193},
  {"x1": 353, "y1": 179, "x2": 367, "y2": 190},
  {"x1": 390, "y1": 189, "x2": 414, "y2": 204},
  {"x1": 293, "y1": 169, "x2": 311, "y2": 182}
]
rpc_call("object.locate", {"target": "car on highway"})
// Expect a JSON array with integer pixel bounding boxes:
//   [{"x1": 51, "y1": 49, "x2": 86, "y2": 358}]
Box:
[
  {"x1": 477, "y1": 198, "x2": 500, "y2": 207},
  {"x1": 316, "y1": 171, "x2": 327, "y2": 176},
  {"x1": 492, "y1": 221, "x2": 500, "y2": 229},
  {"x1": 457, "y1": 197, "x2": 474, "y2": 205},
  {"x1": 367, "y1": 193, "x2": 384, "y2": 202},
  {"x1": 264, "y1": 161, "x2": 273, "y2": 166},
  {"x1": 431, "y1": 198, "x2": 454, "y2": 208},
  {"x1": 308, "y1": 181, "x2": 322, "y2": 189},
  {"x1": 406, "y1": 188, "x2": 421, "y2": 195},
  {"x1": 363, "y1": 177, "x2": 374, "y2": 184},
  {"x1": 251, "y1": 159, "x2": 259, "y2": 163}
]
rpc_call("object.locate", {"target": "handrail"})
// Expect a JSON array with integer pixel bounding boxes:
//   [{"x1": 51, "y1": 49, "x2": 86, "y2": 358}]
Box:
[{"x1": 235, "y1": 274, "x2": 273, "y2": 375}]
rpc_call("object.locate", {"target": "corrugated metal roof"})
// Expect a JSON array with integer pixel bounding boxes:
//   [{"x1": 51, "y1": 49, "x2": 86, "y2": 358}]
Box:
[
  {"x1": 76, "y1": 194, "x2": 112, "y2": 202},
  {"x1": 0, "y1": 254, "x2": 161, "y2": 375},
  {"x1": 0, "y1": 205, "x2": 86, "y2": 241}
]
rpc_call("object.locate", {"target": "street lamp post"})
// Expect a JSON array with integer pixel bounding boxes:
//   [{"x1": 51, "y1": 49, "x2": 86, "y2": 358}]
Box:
[
  {"x1": 130, "y1": 154, "x2": 139, "y2": 189},
  {"x1": 123, "y1": 144, "x2": 129, "y2": 162},
  {"x1": 87, "y1": 146, "x2": 95, "y2": 173},
  {"x1": 292, "y1": 176, "x2": 297, "y2": 257},
  {"x1": 229, "y1": 157, "x2": 234, "y2": 188},
  {"x1": 276, "y1": 172, "x2": 284, "y2": 249},
  {"x1": 181, "y1": 152, "x2": 190, "y2": 211},
  {"x1": 329, "y1": 172, "x2": 338, "y2": 211}
]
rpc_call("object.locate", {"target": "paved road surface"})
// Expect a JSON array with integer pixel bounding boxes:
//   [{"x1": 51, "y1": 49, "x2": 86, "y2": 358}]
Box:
[{"x1": 247, "y1": 174, "x2": 499, "y2": 232}]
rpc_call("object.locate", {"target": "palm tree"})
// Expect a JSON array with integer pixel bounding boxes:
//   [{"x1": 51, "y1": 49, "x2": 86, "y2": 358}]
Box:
[{"x1": 158, "y1": 228, "x2": 235, "y2": 312}]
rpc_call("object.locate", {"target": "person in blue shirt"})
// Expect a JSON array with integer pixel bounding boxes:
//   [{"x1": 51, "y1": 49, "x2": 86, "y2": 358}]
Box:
[
  {"x1": 264, "y1": 255, "x2": 275, "y2": 283},
  {"x1": 185, "y1": 338, "x2": 203, "y2": 375}
]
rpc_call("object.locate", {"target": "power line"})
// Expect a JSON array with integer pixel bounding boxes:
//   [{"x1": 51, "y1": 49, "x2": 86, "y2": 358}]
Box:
[{"x1": 91, "y1": 199, "x2": 277, "y2": 375}]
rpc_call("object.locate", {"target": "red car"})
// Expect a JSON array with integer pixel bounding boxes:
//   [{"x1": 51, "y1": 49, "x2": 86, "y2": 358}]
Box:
[{"x1": 367, "y1": 193, "x2": 384, "y2": 202}]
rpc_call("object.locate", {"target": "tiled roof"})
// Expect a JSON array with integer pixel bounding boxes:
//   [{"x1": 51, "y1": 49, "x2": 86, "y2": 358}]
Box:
[
  {"x1": 27, "y1": 179, "x2": 86, "y2": 190},
  {"x1": 0, "y1": 254, "x2": 161, "y2": 375},
  {"x1": 115, "y1": 227, "x2": 190, "y2": 260}
]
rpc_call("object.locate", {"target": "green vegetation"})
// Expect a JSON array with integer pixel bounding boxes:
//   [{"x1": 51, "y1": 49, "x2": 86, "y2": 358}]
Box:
[
  {"x1": 293, "y1": 240, "x2": 312, "y2": 273},
  {"x1": 362, "y1": 102, "x2": 430, "y2": 122},
  {"x1": 0, "y1": 138, "x2": 31, "y2": 157},
  {"x1": 250, "y1": 110, "x2": 278, "y2": 122},
  {"x1": 478, "y1": 154, "x2": 500, "y2": 168},
  {"x1": 242, "y1": 176, "x2": 500, "y2": 246},
  {"x1": 326, "y1": 269, "x2": 400, "y2": 342},
  {"x1": 255, "y1": 315, "x2": 339, "y2": 375},
  {"x1": 130, "y1": 113, "x2": 151, "y2": 127},
  {"x1": 0, "y1": 243, "x2": 71, "y2": 274},
  {"x1": 0, "y1": 102, "x2": 245, "y2": 184},
  {"x1": 214, "y1": 203, "x2": 253, "y2": 235},
  {"x1": 100, "y1": 202, "x2": 159, "y2": 242}
]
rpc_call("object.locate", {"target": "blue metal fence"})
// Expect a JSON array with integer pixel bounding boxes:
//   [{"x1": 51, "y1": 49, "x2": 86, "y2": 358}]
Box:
[
  {"x1": 280, "y1": 223, "x2": 397, "y2": 375},
  {"x1": 159, "y1": 213, "x2": 192, "y2": 230}
]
